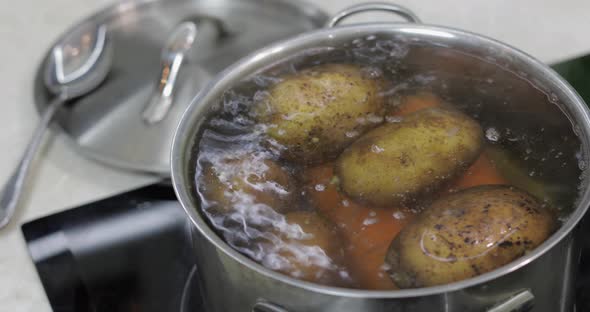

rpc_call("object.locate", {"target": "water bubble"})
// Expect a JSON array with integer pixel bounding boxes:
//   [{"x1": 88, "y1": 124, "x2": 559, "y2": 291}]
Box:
[
  {"x1": 363, "y1": 218, "x2": 378, "y2": 225},
  {"x1": 413, "y1": 74, "x2": 437, "y2": 84},
  {"x1": 356, "y1": 117, "x2": 367, "y2": 125},
  {"x1": 558, "y1": 215, "x2": 570, "y2": 223},
  {"x1": 379, "y1": 83, "x2": 409, "y2": 97},
  {"x1": 375, "y1": 40, "x2": 408, "y2": 58},
  {"x1": 361, "y1": 66, "x2": 383, "y2": 79},
  {"x1": 345, "y1": 130, "x2": 360, "y2": 138},
  {"x1": 386, "y1": 116, "x2": 403, "y2": 123},
  {"x1": 315, "y1": 184, "x2": 326, "y2": 192},
  {"x1": 339, "y1": 270, "x2": 351, "y2": 280},
  {"x1": 393, "y1": 211, "x2": 405, "y2": 219},
  {"x1": 367, "y1": 114, "x2": 384, "y2": 124},
  {"x1": 252, "y1": 75, "x2": 282, "y2": 87},
  {"x1": 371, "y1": 144, "x2": 385, "y2": 153},
  {"x1": 555, "y1": 152, "x2": 563, "y2": 159},
  {"x1": 485, "y1": 128, "x2": 501, "y2": 142},
  {"x1": 253, "y1": 90, "x2": 269, "y2": 102}
]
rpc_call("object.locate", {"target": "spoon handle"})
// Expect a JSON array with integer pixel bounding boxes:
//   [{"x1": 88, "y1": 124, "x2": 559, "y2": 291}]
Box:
[{"x1": 0, "y1": 95, "x2": 64, "y2": 229}]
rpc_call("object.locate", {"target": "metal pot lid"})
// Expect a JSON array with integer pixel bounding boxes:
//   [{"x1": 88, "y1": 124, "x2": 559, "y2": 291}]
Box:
[{"x1": 33, "y1": 0, "x2": 328, "y2": 175}]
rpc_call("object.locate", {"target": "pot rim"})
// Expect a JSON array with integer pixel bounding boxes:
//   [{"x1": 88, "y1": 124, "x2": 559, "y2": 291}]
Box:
[{"x1": 171, "y1": 22, "x2": 590, "y2": 298}]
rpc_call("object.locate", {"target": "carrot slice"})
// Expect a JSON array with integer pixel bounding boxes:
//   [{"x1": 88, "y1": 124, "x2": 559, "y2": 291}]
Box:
[
  {"x1": 449, "y1": 152, "x2": 508, "y2": 191},
  {"x1": 391, "y1": 91, "x2": 442, "y2": 116},
  {"x1": 304, "y1": 164, "x2": 413, "y2": 290}
]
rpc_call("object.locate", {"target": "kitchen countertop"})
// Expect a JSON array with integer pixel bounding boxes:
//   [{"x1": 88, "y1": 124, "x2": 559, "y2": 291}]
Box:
[{"x1": 2, "y1": 0, "x2": 590, "y2": 311}]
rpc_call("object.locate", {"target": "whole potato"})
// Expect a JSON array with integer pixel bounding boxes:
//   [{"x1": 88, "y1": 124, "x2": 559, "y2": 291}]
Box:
[
  {"x1": 255, "y1": 64, "x2": 385, "y2": 164},
  {"x1": 336, "y1": 107, "x2": 483, "y2": 207},
  {"x1": 272, "y1": 211, "x2": 348, "y2": 286},
  {"x1": 385, "y1": 185, "x2": 557, "y2": 288},
  {"x1": 199, "y1": 156, "x2": 296, "y2": 214}
]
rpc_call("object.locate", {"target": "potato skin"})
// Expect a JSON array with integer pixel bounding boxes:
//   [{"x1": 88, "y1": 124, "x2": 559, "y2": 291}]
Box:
[
  {"x1": 385, "y1": 185, "x2": 557, "y2": 288},
  {"x1": 274, "y1": 211, "x2": 348, "y2": 286},
  {"x1": 336, "y1": 107, "x2": 483, "y2": 207},
  {"x1": 199, "y1": 156, "x2": 296, "y2": 214},
  {"x1": 255, "y1": 64, "x2": 385, "y2": 164}
]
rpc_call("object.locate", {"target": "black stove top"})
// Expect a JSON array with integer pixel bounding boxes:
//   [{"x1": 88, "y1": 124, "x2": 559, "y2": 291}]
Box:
[
  {"x1": 21, "y1": 55, "x2": 590, "y2": 312},
  {"x1": 22, "y1": 184, "x2": 205, "y2": 312}
]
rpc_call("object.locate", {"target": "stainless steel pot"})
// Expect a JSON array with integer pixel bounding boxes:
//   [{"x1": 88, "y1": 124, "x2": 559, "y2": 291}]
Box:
[{"x1": 171, "y1": 3, "x2": 590, "y2": 312}]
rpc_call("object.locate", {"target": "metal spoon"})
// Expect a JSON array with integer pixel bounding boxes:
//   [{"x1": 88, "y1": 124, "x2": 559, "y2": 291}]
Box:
[{"x1": 0, "y1": 22, "x2": 112, "y2": 229}]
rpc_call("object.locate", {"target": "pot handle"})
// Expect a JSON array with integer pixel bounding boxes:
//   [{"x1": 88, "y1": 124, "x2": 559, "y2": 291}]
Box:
[
  {"x1": 486, "y1": 289, "x2": 535, "y2": 312},
  {"x1": 251, "y1": 290, "x2": 534, "y2": 312},
  {"x1": 252, "y1": 300, "x2": 289, "y2": 312},
  {"x1": 326, "y1": 2, "x2": 421, "y2": 28}
]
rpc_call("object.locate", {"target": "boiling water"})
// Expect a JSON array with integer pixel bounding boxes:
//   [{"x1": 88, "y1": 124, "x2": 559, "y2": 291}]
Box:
[{"x1": 193, "y1": 34, "x2": 584, "y2": 289}]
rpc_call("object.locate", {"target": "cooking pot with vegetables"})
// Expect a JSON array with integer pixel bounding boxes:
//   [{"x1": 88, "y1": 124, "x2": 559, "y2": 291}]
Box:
[{"x1": 171, "y1": 3, "x2": 590, "y2": 312}]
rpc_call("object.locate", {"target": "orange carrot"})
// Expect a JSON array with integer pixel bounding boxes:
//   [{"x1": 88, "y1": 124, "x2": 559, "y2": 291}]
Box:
[
  {"x1": 391, "y1": 91, "x2": 442, "y2": 116},
  {"x1": 442, "y1": 152, "x2": 508, "y2": 195},
  {"x1": 454, "y1": 152, "x2": 508, "y2": 189},
  {"x1": 304, "y1": 164, "x2": 413, "y2": 290}
]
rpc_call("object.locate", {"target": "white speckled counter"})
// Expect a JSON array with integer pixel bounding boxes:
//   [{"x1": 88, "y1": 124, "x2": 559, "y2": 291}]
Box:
[{"x1": 1, "y1": 0, "x2": 590, "y2": 311}]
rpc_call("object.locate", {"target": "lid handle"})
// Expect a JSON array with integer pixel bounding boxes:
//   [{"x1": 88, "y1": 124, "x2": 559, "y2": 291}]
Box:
[
  {"x1": 326, "y1": 2, "x2": 421, "y2": 28},
  {"x1": 142, "y1": 21, "x2": 198, "y2": 125},
  {"x1": 143, "y1": 16, "x2": 231, "y2": 125}
]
